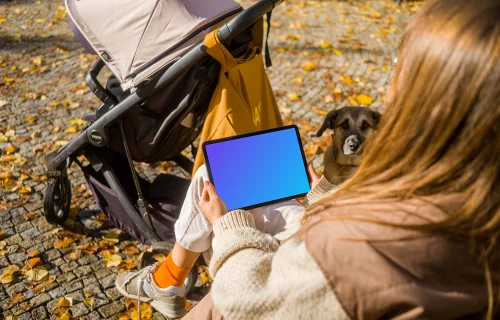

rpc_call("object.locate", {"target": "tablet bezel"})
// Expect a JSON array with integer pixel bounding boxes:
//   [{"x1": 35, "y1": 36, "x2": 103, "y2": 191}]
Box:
[{"x1": 202, "y1": 125, "x2": 310, "y2": 211}]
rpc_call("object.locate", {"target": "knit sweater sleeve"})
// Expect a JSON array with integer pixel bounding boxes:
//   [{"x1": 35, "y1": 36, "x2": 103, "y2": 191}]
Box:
[
  {"x1": 303, "y1": 175, "x2": 338, "y2": 207},
  {"x1": 209, "y1": 210, "x2": 349, "y2": 320}
]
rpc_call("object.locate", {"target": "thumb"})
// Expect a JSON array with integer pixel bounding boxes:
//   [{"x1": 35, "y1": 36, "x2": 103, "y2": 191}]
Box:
[
  {"x1": 205, "y1": 181, "x2": 218, "y2": 198},
  {"x1": 308, "y1": 161, "x2": 320, "y2": 180},
  {"x1": 201, "y1": 181, "x2": 211, "y2": 202}
]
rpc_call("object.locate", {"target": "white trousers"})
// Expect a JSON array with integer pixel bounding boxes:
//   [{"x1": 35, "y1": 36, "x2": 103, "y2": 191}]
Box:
[{"x1": 174, "y1": 165, "x2": 305, "y2": 257}]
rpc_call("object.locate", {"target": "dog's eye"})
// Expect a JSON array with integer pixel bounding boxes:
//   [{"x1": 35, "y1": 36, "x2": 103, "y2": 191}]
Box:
[
  {"x1": 339, "y1": 121, "x2": 349, "y2": 129},
  {"x1": 361, "y1": 121, "x2": 371, "y2": 130}
]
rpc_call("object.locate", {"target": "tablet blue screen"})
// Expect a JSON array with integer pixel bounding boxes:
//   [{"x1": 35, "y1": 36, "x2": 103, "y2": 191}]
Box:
[{"x1": 204, "y1": 127, "x2": 310, "y2": 211}]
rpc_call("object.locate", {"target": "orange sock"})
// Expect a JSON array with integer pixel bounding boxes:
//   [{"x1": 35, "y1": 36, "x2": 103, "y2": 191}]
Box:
[{"x1": 153, "y1": 252, "x2": 192, "y2": 288}]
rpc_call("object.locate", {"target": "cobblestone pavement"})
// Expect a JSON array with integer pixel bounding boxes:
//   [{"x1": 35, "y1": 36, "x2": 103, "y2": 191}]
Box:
[{"x1": 0, "y1": 0, "x2": 421, "y2": 319}]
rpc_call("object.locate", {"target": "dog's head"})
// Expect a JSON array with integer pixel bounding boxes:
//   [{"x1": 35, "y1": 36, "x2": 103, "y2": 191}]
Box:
[{"x1": 317, "y1": 106, "x2": 382, "y2": 157}]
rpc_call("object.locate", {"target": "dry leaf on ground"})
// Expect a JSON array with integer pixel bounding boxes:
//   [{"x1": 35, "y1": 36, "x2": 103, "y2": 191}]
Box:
[
  {"x1": 3, "y1": 293, "x2": 24, "y2": 309},
  {"x1": 25, "y1": 266, "x2": 48, "y2": 281},
  {"x1": 105, "y1": 254, "x2": 122, "y2": 268}
]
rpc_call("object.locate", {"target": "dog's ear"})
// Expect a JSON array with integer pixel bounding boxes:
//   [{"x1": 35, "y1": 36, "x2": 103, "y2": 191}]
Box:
[
  {"x1": 369, "y1": 110, "x2": 382, "y2": 128},
  {"x1": 316, "y1": 110, "x2": 339, "y2": 137}
]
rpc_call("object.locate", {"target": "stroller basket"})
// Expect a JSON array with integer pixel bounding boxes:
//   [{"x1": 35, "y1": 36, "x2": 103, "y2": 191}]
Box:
[{"x1": 44, "y1": 0, "x2": 283, "y2": 248}]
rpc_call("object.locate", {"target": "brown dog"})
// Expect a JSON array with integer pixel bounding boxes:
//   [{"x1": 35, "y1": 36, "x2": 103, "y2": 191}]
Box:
[{"x1": 316, "y1": 106, "x2": 382, "y2": 185}]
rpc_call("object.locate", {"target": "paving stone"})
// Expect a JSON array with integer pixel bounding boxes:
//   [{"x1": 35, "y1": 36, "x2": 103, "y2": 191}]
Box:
[
  {"x1": 71, "y1": 302, "x2": 90, "y2": 317},
  {"x1": 46, "y1": 299, "x2": 59, "y2": 315},
  {"x1": 4, "y1": 234, "x2": 22, "y2": 246},
  {"x1": 63, "y1": 279, "x2": 83, "y2": 293},
  {"x1": 43, "y1": 239, "x2": 55, "y2": 250},
  {"x1": 8, "y1": 252, "x2": 26, "y2": 264},
  {"x1": 49, "y1": 286, "x2": 67, "y2": 299},
  {"x1": 20, "y1": 227, "x2": 40, "y2": 240},
  {"x1": 19, "y1": 239, "x2": 36, "y2": 249},
  {"x1": 0, "y1": 210, "x2": 10, "y2": 223},
  {"x1": 99, "y1": 274, "x2": 116, "y2": 289},
  {"x1": 17, "y1": 312, "x2": 33, "y2": 320},
  {"x1": 15, "y1": 221, "x2": 33, "y2": 233},
  {"x1": 75, "y1": 265, "x2": 92, "y2": 278},
  {"x1": 0, "y1": 256, "x2": 10, "y2": 268},
  {"x1": 43, "y1": 248, "x2": 62, "y2": 262},
  {"x1": 60, "y1": 261, "x2": 78, "y2": 273},
  {"x1": 105, "y1": 288, "x2": 122, "y2": 301},
  {"x1": 78, "y1": 254, "x2": 99, "y2": 266},
  {"x1": 66, "y1": 291, "x2": 85, "y2": 304},
  {"x1": 82, "y1": 275, "x2": 98, "y2": 287},
  {"x1": 51, "y1": 257, "x2": 66, "y2": 267},
  {"x1": 56, "y1": 272, "x2": 76, "y2": 284},
  {"x1": 26, "y1": 243, "x2": 45, "y2": 255},
  {"x1": 98, "y1": 301, "x2": 125, "y2": 318},
  {"x1": 31, "y1": 306, "x2": 47, "y2": 320},
  {"x1": 90, "y1": 259, "x2": 106, "y2": 271},
  {"x1": 95, "y1": 267, "x2": 112, "y2": 280},
  {"x1": 151, "y1": 312, "x2": 167, "y2": 320},
  {"x1": 30, "y1": 292, "x2": 51, "y2": 308},
  {"x1": 84, "y1": 311, "x2": 102, "y2": 320},
  {"x1": 9, "y1": 207, "x2": 26, "y2": 219},
  {"x1": 6, "y1": 282, "x2": 26, "y2": 296}
]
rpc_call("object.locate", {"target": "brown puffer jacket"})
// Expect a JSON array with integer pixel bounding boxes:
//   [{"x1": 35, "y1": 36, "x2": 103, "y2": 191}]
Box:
[{"x1": 304, "y1": 194, "x2": 500, "y2": 319}]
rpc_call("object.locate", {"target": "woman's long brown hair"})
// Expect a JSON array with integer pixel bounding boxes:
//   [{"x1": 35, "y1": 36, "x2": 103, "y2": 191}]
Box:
[{"x1": 305, "y1": 0, "x2": 500, "y2": 317}]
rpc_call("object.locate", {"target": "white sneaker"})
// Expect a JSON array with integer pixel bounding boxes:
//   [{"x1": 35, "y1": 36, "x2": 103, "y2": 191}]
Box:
[{"x1": 115, "y1": 263, "x2": 187, "y2": 319}]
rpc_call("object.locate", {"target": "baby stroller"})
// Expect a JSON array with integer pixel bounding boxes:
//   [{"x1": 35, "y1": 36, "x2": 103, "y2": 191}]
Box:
[{"x1": 43, "y1": 0, "x2": 283, "y2": 292}]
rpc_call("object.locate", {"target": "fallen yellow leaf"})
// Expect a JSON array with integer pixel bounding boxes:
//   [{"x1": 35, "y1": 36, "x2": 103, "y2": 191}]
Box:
[
  {"x1": 105, "y1": 254, "x2": 122, "y2": 267},
  {"x1": 356, "y1": 94, "x2": 374, "y2": 105},
  {"x1": 334, "y1": 49, "x2": 343, "y2": 56},
  {"x1": 25, "y1": 266, "x2": 48, "y2": 281},
  {"x1": 70, "y1": 119, "x2": 87, "y2": 126},
  {"x1": 319, "y1": 40, "x2": 332, "y2": 49},
  {"x1": 4, "y1": 145, "x2": 16, "y2": 154},
  {"x1": 153, "y1": 253, "x2": 166, "y2": 262},
  {"x1": 281, "y1": 34, "x2": 300, "y2": 40},
  {"x1": 287, "y1": 92, "x2": 300, "y2": 101},
  {"x1": 57, "y1": 297, "x2": 73, "y2": 308},
  {"x1": 32, "y1": 58, "x2": 42, "y2": 67},
  {"x1": 348, "y1": 97, "x2": 358, "y2": 105},
  {"x1": 17, "y1": 185, "x2": 31, "y2": 194},
  {"x1": 26, "y1": 115, "x2": 37, "y2": 122},
  {"x1": 27, "y1": 249, "x2": 42, "y2": 258},
  {"x1": 59, "y1": 314, "x2": 71, "y2": 320},
  {"x1": 84, "y1": 297, "x2": 95, "y2": 307},
  {"x1": 302, "y1": 61, "x2": 317, "y2": 71},
  {"x1": 64, "y1": 127, "x2": 78, "y2": 134}
]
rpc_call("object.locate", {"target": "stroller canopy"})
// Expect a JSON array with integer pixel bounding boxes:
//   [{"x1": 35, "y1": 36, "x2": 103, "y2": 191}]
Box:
[{"x1": 66, "y1": 0, "x2": 241, "y2": 90}]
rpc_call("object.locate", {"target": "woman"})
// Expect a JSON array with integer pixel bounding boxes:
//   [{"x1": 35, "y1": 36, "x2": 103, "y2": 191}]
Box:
[{"x1": 186, "y1": 0, "x2": 500, "y2": 318}]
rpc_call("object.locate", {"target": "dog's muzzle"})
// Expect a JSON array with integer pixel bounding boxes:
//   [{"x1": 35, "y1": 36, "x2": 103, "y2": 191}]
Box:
[{"x1": 343, "y1": 135, "x2": 361, "y2": 155}]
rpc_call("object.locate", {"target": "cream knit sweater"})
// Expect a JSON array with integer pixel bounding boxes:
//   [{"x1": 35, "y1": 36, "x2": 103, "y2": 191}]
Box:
[{"x1": 209, "y1": 177, "x2": 349, "y2": 320}]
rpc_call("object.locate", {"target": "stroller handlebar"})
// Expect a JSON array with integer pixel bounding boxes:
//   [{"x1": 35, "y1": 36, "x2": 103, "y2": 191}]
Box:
[{"x1": 218, "y1": 0, "x2": 282, "y2": 45}]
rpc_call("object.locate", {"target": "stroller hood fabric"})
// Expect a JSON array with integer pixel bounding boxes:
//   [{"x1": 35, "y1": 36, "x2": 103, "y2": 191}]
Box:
[{"x1": 66, "y1": 0, "x2": 241, "y2": 90}]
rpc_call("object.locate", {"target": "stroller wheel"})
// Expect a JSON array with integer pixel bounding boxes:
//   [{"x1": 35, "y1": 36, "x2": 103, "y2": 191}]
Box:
[
  {"x1": 140, "y1": 248, "x2": 199, "y2": 294},
  {"x1": 43, "y1": 169, "x2": 72, "y2": 224}
]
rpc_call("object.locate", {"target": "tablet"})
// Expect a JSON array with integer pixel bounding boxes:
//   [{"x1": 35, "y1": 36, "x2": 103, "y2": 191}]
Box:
[{"x1": 202, "y1": 125, "x2": 310, "y2": 211}]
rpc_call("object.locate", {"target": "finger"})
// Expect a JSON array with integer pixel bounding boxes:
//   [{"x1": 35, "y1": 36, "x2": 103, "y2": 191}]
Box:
[
  {"x1": 200, "y1": 181, "x2": 210, "y2": 202},
  {"x1": 205, "y1": 181, "x2": 219, "y2": 198},
  {"x1": 307, "y1": 162, "x2": 321, "y2": 181}
]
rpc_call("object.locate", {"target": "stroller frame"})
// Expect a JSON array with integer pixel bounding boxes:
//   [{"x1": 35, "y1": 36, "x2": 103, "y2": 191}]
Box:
[{"x1": 44, "y1": 0, "x2": 282, "y2": 243}]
